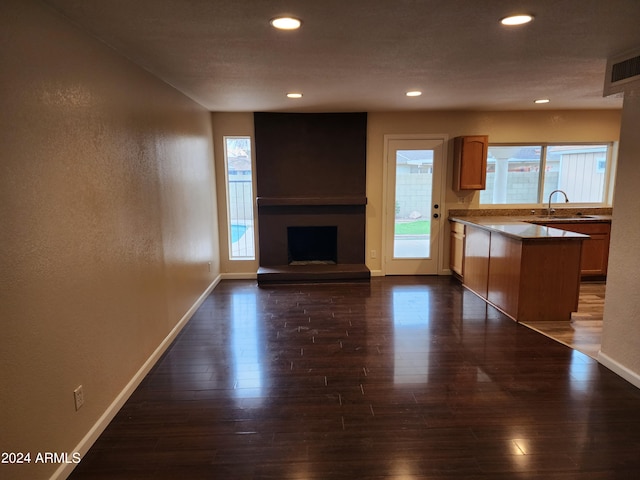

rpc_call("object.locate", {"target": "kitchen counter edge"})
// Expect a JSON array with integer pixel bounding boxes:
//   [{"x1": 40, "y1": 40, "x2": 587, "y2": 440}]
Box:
[{"x1": 448, "y1": 216, "x2": 600, "y2": 240}]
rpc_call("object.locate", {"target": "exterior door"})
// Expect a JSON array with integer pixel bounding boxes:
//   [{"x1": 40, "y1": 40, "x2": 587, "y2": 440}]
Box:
[{"x1": 384, "y1": 136, "x2": 445, "y2": 275}]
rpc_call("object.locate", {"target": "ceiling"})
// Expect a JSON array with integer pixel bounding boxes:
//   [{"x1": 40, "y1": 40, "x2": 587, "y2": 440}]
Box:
[{"x1": 43, "y1": 0, "x2": 640, "y2": 112}]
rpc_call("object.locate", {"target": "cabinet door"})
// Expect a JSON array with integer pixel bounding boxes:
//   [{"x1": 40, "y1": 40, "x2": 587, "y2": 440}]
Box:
[
  {"x1": 487, "y1": 233, "x2": 522, "y2": 319},
  {"x1": 453, "y1": 136, "x2": 488, "y2": 190},
  {"x1": 546, "y1": 222, "x2": 610, "y2": 276},
  {"x1": 463, "y1": 225, "x2": 490, "y2": 297},
  {"x1": 450, "y1": 221, "x2": 465, "y2": 277}
]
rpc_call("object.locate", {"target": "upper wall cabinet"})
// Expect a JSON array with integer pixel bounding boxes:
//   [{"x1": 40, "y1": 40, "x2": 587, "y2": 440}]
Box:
[{"x1": 453, "y1": 135, "x2": 488, "y2": 191}]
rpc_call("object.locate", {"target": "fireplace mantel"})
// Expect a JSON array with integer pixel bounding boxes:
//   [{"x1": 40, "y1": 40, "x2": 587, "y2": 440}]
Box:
[{"x1": 257, "y1": 196, "x2": 367, "y2": 207}]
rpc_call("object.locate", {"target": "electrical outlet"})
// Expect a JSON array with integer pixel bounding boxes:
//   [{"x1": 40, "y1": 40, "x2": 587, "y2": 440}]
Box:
[
  {"x1": 74, "y1": 385, "x2": 84, "y2": 411},
  {"x1": 371, "y1": 249, "x2": 377, "y2": 259}
]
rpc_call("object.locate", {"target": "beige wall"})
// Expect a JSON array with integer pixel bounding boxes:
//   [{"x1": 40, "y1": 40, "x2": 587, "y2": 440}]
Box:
[
  {"x1": 366, "y1": 110, "x2": 621, "y2": 273},
  {"x1": 600, "y1": 88, "x2": 640, "y2": 381},
  {"x1": 213, "y1": 110, "x2": 622, "y2": 276},
  {"x1": 211, "y1": 112, "x2": 258, "y2": 276},
  {"x1": 0, "y1": 1, "x2": 219, "y2": 479}
]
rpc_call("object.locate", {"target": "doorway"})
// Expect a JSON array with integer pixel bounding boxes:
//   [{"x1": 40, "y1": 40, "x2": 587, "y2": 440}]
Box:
[{"x1": 383, "y1": 135, "x2": 446, "y2": 275}]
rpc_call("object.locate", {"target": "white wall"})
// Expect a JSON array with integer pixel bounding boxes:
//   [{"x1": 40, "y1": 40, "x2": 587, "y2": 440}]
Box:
[
  {"x1": 0, "y1": 1, "x2": 219, "y2": 478},
  {"x1": 599, "y1": 88, "x2": 640, "y2": 385}
]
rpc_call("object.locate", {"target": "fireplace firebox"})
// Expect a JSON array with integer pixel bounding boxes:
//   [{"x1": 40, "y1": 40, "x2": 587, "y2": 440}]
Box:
[{"x1": 288, "y1": 226, "x2": 337, "y2": 265}]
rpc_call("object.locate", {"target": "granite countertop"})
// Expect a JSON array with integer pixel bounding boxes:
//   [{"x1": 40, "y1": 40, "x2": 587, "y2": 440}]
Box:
[
  {"x1": 448, "y1": 209, "x2": 612, "y2": 240},
  {"x1": 522, "y1": 214, "x2": 612, "y2": 224},
  {"x1": 449, "y1": 216, "x2": 589, "y2": 240},
  {"x1": 448, "y1": 207, "x2": 612, "y2": 218}
]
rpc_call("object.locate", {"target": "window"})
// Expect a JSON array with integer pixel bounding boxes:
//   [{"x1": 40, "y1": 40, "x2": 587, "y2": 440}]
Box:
[
  {"x1": 224, "y1": 136, "x2": 255, "y2": 260},
  {"x1": 480, "y1": 144, "x2": 613, "y2": 206}
]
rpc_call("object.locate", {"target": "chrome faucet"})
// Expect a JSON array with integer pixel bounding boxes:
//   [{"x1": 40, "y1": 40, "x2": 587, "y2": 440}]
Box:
[{"x1": 547, "y1": 189, "x2": 569, "y2": 216}]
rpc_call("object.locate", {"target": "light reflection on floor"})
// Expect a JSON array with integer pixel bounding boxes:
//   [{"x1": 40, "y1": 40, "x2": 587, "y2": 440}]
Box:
[
  {"x1": 569, "y1": 349, "x2": 593, "y2": 394},
  {"x1": 393, "y1": 287, "x2": 431, "y2": 384},
  {"x1": 231, "y1": 292, "x2": 263, "y2": 402}
]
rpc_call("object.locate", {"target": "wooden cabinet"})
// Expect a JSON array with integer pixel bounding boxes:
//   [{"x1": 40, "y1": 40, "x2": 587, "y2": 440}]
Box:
[
  {"x1": 458, "y1": 223, "x2": 584, "y2": 322},
  {"x1": 449, "y1": 221, "x2": 465, "y2": 277},
  {"x1": 453, "y1": 135, "x2": 488, "y2": 191},
  {"x1": 540, "y1": 222, "x2": 610, "y2": 277},
  {"x1": 486, "y1": 236, "x2": 582, "y2": 322},
  {"x1": 463, "y1": 225, "x2": 491, "y2": 298},
  {"x1": 486, "y1": 233, "x2": 522, "y2": 319}
]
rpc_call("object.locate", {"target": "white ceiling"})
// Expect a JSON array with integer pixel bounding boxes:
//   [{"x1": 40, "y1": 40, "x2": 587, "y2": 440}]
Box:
[{"x1": 43, "y1": 0, "x2": 640, "y2": 112}]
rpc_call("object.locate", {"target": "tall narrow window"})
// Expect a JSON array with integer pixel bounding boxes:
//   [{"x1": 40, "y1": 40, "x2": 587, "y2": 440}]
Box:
[{"x1": 224, "y1": 136, "x2": 255, "y2": 260}]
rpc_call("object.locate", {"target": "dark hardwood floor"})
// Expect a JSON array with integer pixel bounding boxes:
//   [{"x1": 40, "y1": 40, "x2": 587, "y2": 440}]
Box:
[{"x1": 70, "y1": 277, "x2": 640, "y2": 479}]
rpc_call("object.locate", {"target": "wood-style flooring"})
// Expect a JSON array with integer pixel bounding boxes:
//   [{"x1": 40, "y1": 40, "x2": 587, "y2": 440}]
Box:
[
  {"x1": 523, "y1": 282, "x2": 605, "y2": 359},
  {"x1": 69, "y1": 277, "x2": 640, "y2": 479}
]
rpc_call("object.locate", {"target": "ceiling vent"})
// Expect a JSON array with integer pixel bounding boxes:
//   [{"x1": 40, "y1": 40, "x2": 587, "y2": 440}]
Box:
[{"x1": 604, "y1": 47, "x2": 640, "y2": 96}]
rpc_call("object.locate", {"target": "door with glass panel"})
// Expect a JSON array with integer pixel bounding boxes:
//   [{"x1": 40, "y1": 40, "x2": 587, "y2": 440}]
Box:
[{"x1": 384, "y1": 136, "x2": 445, "y2": 275}]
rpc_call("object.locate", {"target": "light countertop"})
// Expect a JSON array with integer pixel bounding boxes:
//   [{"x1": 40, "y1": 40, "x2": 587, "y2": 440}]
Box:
[{"x1": 449, "y1": 216, "x2": 593, "y2": 240}]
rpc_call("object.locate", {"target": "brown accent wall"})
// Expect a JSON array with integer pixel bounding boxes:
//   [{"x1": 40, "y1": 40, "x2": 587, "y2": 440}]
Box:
[
  {"x1": 253, "y1": 113, "x2": 369, "y2": 282},
  {"x1": 258, "y1": 205, "x2": 366, "y2": 266},
  {"x1": 254, "y1": 112, "x2": 367, "y2": 198}
]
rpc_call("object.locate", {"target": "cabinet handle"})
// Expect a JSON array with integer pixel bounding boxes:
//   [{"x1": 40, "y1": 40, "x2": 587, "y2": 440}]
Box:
[{"x1": 433, "y1": 213, "x2": 440, "y2": 219}]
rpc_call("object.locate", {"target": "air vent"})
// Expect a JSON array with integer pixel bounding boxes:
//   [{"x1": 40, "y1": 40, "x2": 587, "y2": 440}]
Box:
[
  {"x1": 611, "y1": 55, "x2": 640, "y2": 83},
  {"x1": 604, "y1": 47, "x2": 640, "y2": 96}
]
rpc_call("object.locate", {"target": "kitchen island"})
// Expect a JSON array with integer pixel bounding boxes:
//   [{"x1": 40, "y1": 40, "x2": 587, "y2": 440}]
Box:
[{"x1": 449, "y1": 216, "x2": 589, "y2": 322}]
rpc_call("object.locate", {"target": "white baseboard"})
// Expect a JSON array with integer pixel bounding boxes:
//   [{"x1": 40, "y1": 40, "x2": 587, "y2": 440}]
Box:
[
  {"x1": 52, "y1": 274, "x2": 222, "y2": 480},
  {"x1": 597, "y1": 351, "x2": 640, "y2": 389},
  {"x1": 368, "y1": 270, "x2": 453, "y2": 277}
]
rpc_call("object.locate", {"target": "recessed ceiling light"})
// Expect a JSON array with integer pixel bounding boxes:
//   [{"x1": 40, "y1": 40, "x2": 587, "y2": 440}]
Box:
[
  {"x1": 534, "y1": 98, "x2": 550, "y2": 104},
  {"x1": 406, "y1": 91, "x2": 422, "y2": 97},
  {"x1": 500, "y1": 14, "x2": 534, "y2": 26},
  {"x1": 286, "y1": 92, "x2": 303, "y2": 98},
  {"x1": 270, "y1": 17, "x2": 302, "y2": 30}
]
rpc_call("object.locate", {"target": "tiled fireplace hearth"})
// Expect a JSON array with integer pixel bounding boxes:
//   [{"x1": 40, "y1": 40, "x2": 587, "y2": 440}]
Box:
[{"x1": 254, "y1": 112, "x2": 370, "y2": 284}]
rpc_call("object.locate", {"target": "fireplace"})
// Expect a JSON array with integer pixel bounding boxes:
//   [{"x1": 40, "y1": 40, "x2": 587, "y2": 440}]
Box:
[
  {"x1": 254, "y1": 112, "x2": 370, "y2": 284},
  {"x1": 288, "y1": 226, "x2": 337, "y2": 264}
]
